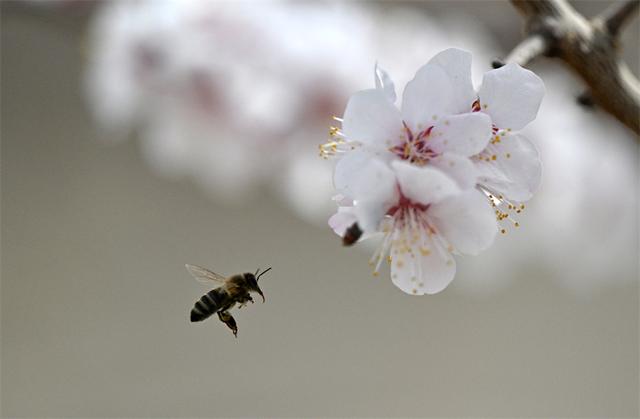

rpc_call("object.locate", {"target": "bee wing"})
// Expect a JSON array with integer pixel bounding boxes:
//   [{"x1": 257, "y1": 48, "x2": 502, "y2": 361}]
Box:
[{"x1": 185, "y1": 264, "x2": 226, "y2": 284}]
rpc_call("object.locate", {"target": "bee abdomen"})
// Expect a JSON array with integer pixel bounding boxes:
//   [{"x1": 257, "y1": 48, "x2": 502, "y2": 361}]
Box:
[{"x1": 190, "y1": 289, "x2": 225, "y2": 322}]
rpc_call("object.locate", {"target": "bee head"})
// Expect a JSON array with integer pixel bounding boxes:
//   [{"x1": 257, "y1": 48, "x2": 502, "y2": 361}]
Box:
[{"x1": 245, "y1": 267, "x2": 271, "y2": 302}]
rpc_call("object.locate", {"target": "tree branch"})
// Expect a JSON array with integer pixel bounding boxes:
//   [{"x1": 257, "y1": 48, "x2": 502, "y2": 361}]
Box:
[
  {"x1": 597, "y1": 0, "x2": 640, "y2": 37},
  {"x1": 505, "y1": 34, "x2": 549, "y2": 67},
  {"x1": 508, "y1": 0, "x2": 640, "y2": 135}
]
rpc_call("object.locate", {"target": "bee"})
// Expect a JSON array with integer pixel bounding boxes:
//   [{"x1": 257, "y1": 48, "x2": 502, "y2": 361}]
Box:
[
  {"x1": 342, "y1": 222, "x2": 363, "y2": 246},
  {"x1": 185, "y1": 264, "x2": 271, "y2": 337}
]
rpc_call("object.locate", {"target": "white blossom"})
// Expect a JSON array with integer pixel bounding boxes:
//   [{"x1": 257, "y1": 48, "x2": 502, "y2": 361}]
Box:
[
  {"x1": 330, "y1": 156, "x2": 497, "y2": 295},
  {"x1": 325, "y1": 49, "x2": 545, "y2": 294},
  {"x1": 323, "y1": 59, "x2": 493, "y2": 195},
  {"x1": 323, "y1": 49, "x2": 544, "y2": 201},
  {"x1": 466, "y1": 66, "x2": 637, "y2": 296},
  {"x1": 436, "y1": 49, "x2": 545, "y2": 232}
]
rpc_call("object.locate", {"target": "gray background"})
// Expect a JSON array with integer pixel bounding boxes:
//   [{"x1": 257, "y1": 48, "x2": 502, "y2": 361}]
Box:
[{"x1": 2, "y1": 1, "x2": 638, "y2": 417}]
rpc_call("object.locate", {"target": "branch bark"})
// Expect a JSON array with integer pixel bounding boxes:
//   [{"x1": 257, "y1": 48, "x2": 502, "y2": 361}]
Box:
[
  {"x1": 598, "y1": 0, "x2": 640, "y2": 37},
  {"x1": 504, "y1": 34, "x2": 549, "y2": 67},
  {"x1": 507, "y1": 0, "x2": 640, "y2": 135}
]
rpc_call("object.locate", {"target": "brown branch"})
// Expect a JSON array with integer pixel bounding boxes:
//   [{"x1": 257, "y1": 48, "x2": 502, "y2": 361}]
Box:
[
  {"x1": 491, "y1": 34, "x2": 549, "y2": 69},
  {"x1": 509, "y1": 0, "x2": 640, "y2": 135},
  {"x1": 597, "y1": 0, "x2": 640, "y2": 37},
  {"x1": 504, "y1": 34, "x2": 549, "y2": 67}
]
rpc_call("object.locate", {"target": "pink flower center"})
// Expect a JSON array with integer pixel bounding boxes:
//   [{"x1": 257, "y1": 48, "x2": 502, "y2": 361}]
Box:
[
  {"x1": 472, "y1": 99, "x2": 499, "y2": 134},
  {"x1": 386, "y1": 187, "x2": 429, "y2": 217},
  {"x1": 390, "y1": 121, "x2": 437, "y2": 165}
]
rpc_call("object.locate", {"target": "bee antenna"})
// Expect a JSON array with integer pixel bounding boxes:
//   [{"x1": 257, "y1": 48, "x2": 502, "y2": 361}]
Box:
[{"x1": 256, "y1": 267, "x2": 272, "y2": 281}]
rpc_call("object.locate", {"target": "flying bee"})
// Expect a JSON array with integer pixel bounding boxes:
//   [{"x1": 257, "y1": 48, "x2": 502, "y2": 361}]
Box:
[{"x1": 185, "y1": 264, "x2": 271, "y2": 337}]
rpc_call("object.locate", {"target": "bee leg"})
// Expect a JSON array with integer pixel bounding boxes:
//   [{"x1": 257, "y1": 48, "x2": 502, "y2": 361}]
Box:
[
  {"x1": 237, "y1": 294, "x2": 254, "y2": 308},
  {"x1": 217, "y1": 311, "x2": 238, "y2": 338}
]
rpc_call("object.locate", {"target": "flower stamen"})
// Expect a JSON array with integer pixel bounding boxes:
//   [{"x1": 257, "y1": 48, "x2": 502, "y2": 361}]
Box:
[
  {"x1": 389, "y1": 122, "x2": 436, "y2": 165},
  {"x1": 480, "y1": 186, "x2": 525, "y2": 234},
  {"x1": 367, "y1": 190, "x2": 453, "y2": 281},
  {"x1": 319, "y1": 125, "x2": 361, "y2": 159}
]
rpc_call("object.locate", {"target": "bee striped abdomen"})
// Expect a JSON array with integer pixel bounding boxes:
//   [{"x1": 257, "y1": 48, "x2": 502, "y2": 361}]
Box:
[{"x1": 190, "y1": 288, "x2": 226, "y2": 322}]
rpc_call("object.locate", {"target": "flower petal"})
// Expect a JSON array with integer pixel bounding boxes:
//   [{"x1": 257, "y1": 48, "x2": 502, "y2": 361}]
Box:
[
  {"x1": 401, "y1": 63, "x2": 454, "y2": 132},
  {"x1": 478, "y1": 63, "x2": 545, "y2": 130},
  {"x1": 342, "y1": 89, "x2": 402, "y2": 147},
  {"x1": 328, "y1": 206, "x2": 358, "y2": 237},
  {"x1": 390, "y1": 235, "x2": 456, "y2": 295},
  {"x1": 428, "y1": 152, "x2": 477, "y2": 190},
  {"x1": 332, "y1": 193, "x2": 353, "y2": 207},
  {"x1": 351, "y1": 158, "x2": 398, "y2": 233},
  {"x1": 374, "y1": 63, "x2": 397, "y2": 104},
  {"x1": 333, "y1": 149, "x2": 372, "y2": 197},
  {"x1": 392, "y1": 160, "x2": 460, "y2": 205},
  {"x1": 475, "y1": 131, "x2": 542, "y2": 201},
  {"x1": 427, "y1": 48, "x2": 476, "y2": 114},
  {"x1": 429, "y1": 112, "x2": 492, "y2": 156},
  {"x1": 429, "y1": 189, "x2": 497, "y2": 255}
]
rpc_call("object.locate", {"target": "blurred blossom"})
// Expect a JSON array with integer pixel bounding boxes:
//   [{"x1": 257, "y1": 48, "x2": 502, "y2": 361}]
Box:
[
  {"x1": 85, "y1": 0, "x2": 359, "y2": 202},
  {"x1": 528, "y1": 67, "x2": 637, "y2": 295},
  {"x1": 84, "y1": 0, "x2": 500, "y2": 207}
]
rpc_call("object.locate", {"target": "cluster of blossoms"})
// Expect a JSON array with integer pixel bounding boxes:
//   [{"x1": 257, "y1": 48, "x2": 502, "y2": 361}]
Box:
[{"x1": 324, "y1": 48, "x2": 544, "y2": 295}]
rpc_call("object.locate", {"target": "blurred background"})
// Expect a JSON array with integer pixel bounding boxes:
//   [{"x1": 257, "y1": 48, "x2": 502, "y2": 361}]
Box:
[{"x1": 1, "y1": 0, "x2": 638, "y2": 417}]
